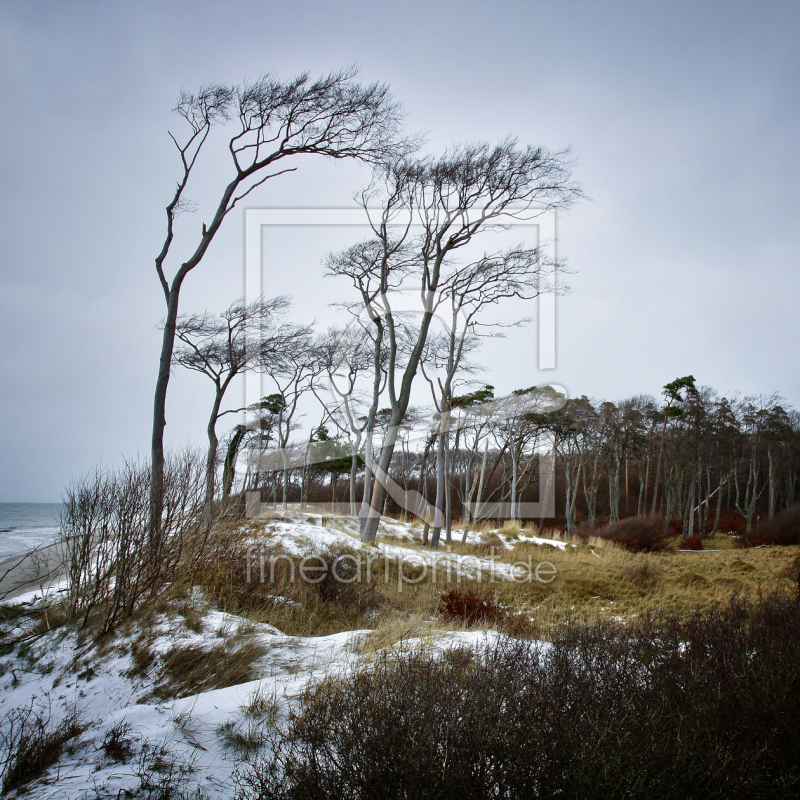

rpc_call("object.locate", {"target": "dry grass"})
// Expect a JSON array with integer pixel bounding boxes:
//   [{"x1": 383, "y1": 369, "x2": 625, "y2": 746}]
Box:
[
  {"x1": 481, "y1": 527, "x2": 800, "y2": 629},
  {"x1": 354, "y1": 614, "x2": 451, "y2": 655},
  {"x1": 191, "y1": 511, "x2": 800, "y2": 642},
  {"x1": 150, "y1": 631, "x2": 268, "y2": 701}
]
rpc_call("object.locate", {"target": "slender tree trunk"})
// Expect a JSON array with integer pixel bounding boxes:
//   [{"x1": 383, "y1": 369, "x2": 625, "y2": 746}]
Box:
[
  {"x1": 711, "y1": 474, "x2": 724, "y2": 539},
  {"x1": 359, "y1": 427, "x2": 374, "y2": 534},
  {"x1": 768, "y1": 446, "x2": 775, "y2": 518},
  {"x1": 204, "y1": 388, "x2": 224, "y2": 530},
  {"x1": 510, "y1": 445, "x2": 519, "y2": 523},
  {"x1": 430, "y1": 430, "x2": 446, "y2": 550},
  {"x1": 281, "y1": 449, "x2": 290, "y2": 511},
  {"x1": 350, "y1": 452, "x2": 359, "y2": 517},
  {"x1": 684, "y1": 473, "x2": 696, "y2": 540},
  {"x1": 651, "y1": 415, "x2": 669, "y2": 515},
  {"x1": 444, "y1": 436, "x2": 452, "y2": 543},
  {"x1": 637, "y1": 456, "x2": 647, "y2": 517},
  {"x1": 151, "y1": 288, "x2": 182, "y2": 538},
  {"x1": 609, "y1": 455, "x2": 621, "y2": 524},
  {"x1": 462, "y1": 439, "x2": 488, "y2": 542},
  {"x1": 624, "y1": 454, "x2": 629, "y2": 515}
]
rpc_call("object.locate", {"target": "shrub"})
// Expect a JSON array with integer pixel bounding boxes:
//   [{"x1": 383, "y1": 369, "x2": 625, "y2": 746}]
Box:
[
  {"x1": 60, "y1": 450, "x2": 208, "y2": 635},
  {"x1": 743, "y1": 503, "x2": 800, "y2": 547},
  {"x1": 312, "y1": 546, "x2": 382, "y2": 613},
  {"x1": 236, "y1": 592, "x2": 800, "y2": 800},
  {"x1": 585, "y1": 516, "x2": 667, "y2": 553},
  {"x1": 0, "y1": 700, "x2": 82, "y2": 794},
  {"x1": 680, "y1": 536, "x2": 704, "y2": 550},
  {"x1": 437, "y1": 588, "x2": 505, "y2": 627},
  {"x1": 130, "y1": 743, "x2": 208, "y2": 800},
  {"x1": 101, "y1": 720, "x2": 133, "y2": 763}
]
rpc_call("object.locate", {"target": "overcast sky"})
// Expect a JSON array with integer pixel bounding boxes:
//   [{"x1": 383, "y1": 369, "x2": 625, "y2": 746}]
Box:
[{"x1": 1, "y1": 0, "x2": 799, "y2": 501}]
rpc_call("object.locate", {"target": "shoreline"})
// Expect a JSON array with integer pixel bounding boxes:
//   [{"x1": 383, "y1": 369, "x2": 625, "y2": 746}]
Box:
[{"x1": 0, "y1": 540, "x2": 66, "y2": 601}]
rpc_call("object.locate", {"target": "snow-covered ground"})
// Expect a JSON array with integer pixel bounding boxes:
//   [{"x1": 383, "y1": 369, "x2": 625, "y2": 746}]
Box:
[{"x1": 0, "y1": 515, "x2": 559, "y2": 799}]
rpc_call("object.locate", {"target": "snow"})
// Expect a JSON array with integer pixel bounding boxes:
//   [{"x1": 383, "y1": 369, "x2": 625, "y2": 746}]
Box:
[
  {"x1": 0, "y1": 602, "x2": 536, "y2": 800},
  {"x1": 258, "y1": 519, "x2": 555, "y2": 582},
  {"x1": 4, "y1": 576, "x2": 70, "y2": 606},
  {"x1": 0, "y1": 514, "x2": 559, "y2": 799}
]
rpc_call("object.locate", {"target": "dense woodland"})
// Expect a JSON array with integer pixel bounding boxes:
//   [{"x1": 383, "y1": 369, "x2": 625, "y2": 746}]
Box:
[{"x1": 219, "y1": 370, "x2": 798, "y2": 542}]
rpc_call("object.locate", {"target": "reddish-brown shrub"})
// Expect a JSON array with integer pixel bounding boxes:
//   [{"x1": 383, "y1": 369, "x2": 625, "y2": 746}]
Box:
[
  {"x1": 743, "y1": 504, "x2": 800, "y2": 547},
  {"x1": 438, "y1": 589, "x2": 505, "y2": 627},
  {"x1": 714, "y1": 509, "x2": 748, "y2": 536},
  {"x1": 665, "y1": 518, "x2": 684, "y2": 537},
  {"x1": 585, "y1": 516, "x2": 667, "y2": 553},
  {"x1": 680, "y1": 537, "x2": 704, "y2": 551}
]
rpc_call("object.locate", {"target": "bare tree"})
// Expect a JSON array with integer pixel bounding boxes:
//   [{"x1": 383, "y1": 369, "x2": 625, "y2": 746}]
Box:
[
  {"x1": 172, "y1": 296, "x2": 311, "y2": 526},
  {"x1": 314, "y1": 325, "x2": 384, "y2": 515},
  {"x1": 357, "y1": 139, "x2": 581, "y2": 542},
  {"x1": 421, "y1": 246, "x2": 552, "y2": 548},
  {"x1": 150, "y1": 67, "x2": 412, "y2": 524},
  {"x1": 262, "y1": 341, "x2": 326, "y2": 510},
  {"x1": 325, "y1": 239, "x2": 415, "y2": 531}
]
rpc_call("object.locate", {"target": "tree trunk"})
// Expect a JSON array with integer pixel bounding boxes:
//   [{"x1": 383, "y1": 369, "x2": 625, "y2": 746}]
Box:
[
  {"x1": 510, "y1": 445, "x2": 519, "y2": 523},
  {"x1": 651, "y1": 415, "x2": 669, "y2": 515},
  {"x1": 768, "y1": 446, "x2": 775, "y2": 518},
  {"x1": 359, "y1": 428, "x2": 374, "y2": 535},
  {"x1": 444, "y1": 436, "x2": 452, "y2": 543},
  {"x1": 711, "y1": 474, "x2": 724, "y2": 539},
  {"x1": 430, "y1": 430, "x2": 446, "y2": 550},
  {"x1": 150, "y1": 287, "x2": 182, "y2": 539},
  {"x1": 204, "y1": 388, "x2": 224, "y2": 530},
  {"x1": 222, "y1": 425, "x2": 246, "y2": 499}
]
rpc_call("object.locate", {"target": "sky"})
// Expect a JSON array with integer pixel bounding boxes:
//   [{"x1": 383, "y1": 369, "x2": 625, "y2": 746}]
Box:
[{"x1": 1, "y1": 0, "x2": 799, "y2": 501}]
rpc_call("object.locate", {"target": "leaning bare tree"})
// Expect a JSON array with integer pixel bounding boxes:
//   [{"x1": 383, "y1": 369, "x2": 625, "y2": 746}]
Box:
[
  {"x1": 150, "y1": 67, "x2": 411, "y2": 526},
  {"x1": 356, "y1": 139, "x2": 581, "y2": 542},
  {"x1": 422, "y1": 246, "x2": 555, "y2": 549},
  {"x1": 172, "y1": 296, "x2": 312, "y2": 527}
]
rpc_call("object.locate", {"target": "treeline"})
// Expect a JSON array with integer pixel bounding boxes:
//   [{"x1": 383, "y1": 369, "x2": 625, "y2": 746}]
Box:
[{"x1": 234, "y1": 375, "x2": 800, "y2": 542}]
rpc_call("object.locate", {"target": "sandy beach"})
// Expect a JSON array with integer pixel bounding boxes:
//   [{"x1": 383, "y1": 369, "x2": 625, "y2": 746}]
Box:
[{"x1": 0, "y1": 540, "x2": 66, "y2": 601}]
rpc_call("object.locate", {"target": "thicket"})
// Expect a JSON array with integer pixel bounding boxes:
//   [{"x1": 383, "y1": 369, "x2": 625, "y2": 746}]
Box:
[
  {"x1": 237, "y1": 583, "x2": 800, "y2": 800},
  {"x1": 60, "y1": 450, "x2": 236, "y2": 636},
  {"x1": 744, "y1": 502, "x2": 800, "y2": 547},
  {"x1": 578, "y1": 515, "x2": 667, "y2": 553}
]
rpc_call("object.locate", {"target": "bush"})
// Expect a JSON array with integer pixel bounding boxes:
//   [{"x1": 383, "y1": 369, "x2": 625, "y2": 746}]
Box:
[
  {"x1": 312, "y1": 546, "x2": 382, "y2": 613},
  {"x1": 680, "y1": 536, "x2": 704, "y2": 550},
  {"x1": 236, "y1": 592, "x2": 800, "y2": 800},
  {"x1": 437, "y1": 589, "x2": 505, "y2": 626},
  {"x1": 100, "y1": 720, "x2": 133, "y2": 763},
  {"x1": 581, "y1": 516, "x2": 667, "y2": 553},
  {"x1": 60, "y1": 450, "x2": 209, "y2": 635},
  {"x1": 743, "y1": 503, "x2": 800, "y2": 547},
  {"x1": 130, "y1": 743, "x2": 208, "y2": 800},
  {"x1": 0, "y1": 700, "x2": 82, "y2": 794}
]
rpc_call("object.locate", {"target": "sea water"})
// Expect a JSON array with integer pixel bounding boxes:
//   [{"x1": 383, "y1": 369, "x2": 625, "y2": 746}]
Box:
[{"x1": 0, "y1": 503, "x2": 62, "y2": 560}]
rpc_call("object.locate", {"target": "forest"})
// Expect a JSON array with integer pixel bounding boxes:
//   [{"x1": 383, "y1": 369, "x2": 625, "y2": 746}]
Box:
[{"x1": 210, "y1": 358, "x2": 800, "y2": 547}]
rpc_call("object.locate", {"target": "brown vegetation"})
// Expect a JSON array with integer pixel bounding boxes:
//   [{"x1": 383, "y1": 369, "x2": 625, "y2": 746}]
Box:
[{"x1": 236, "y1": 589, "x2": 800, "y2": 800}]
